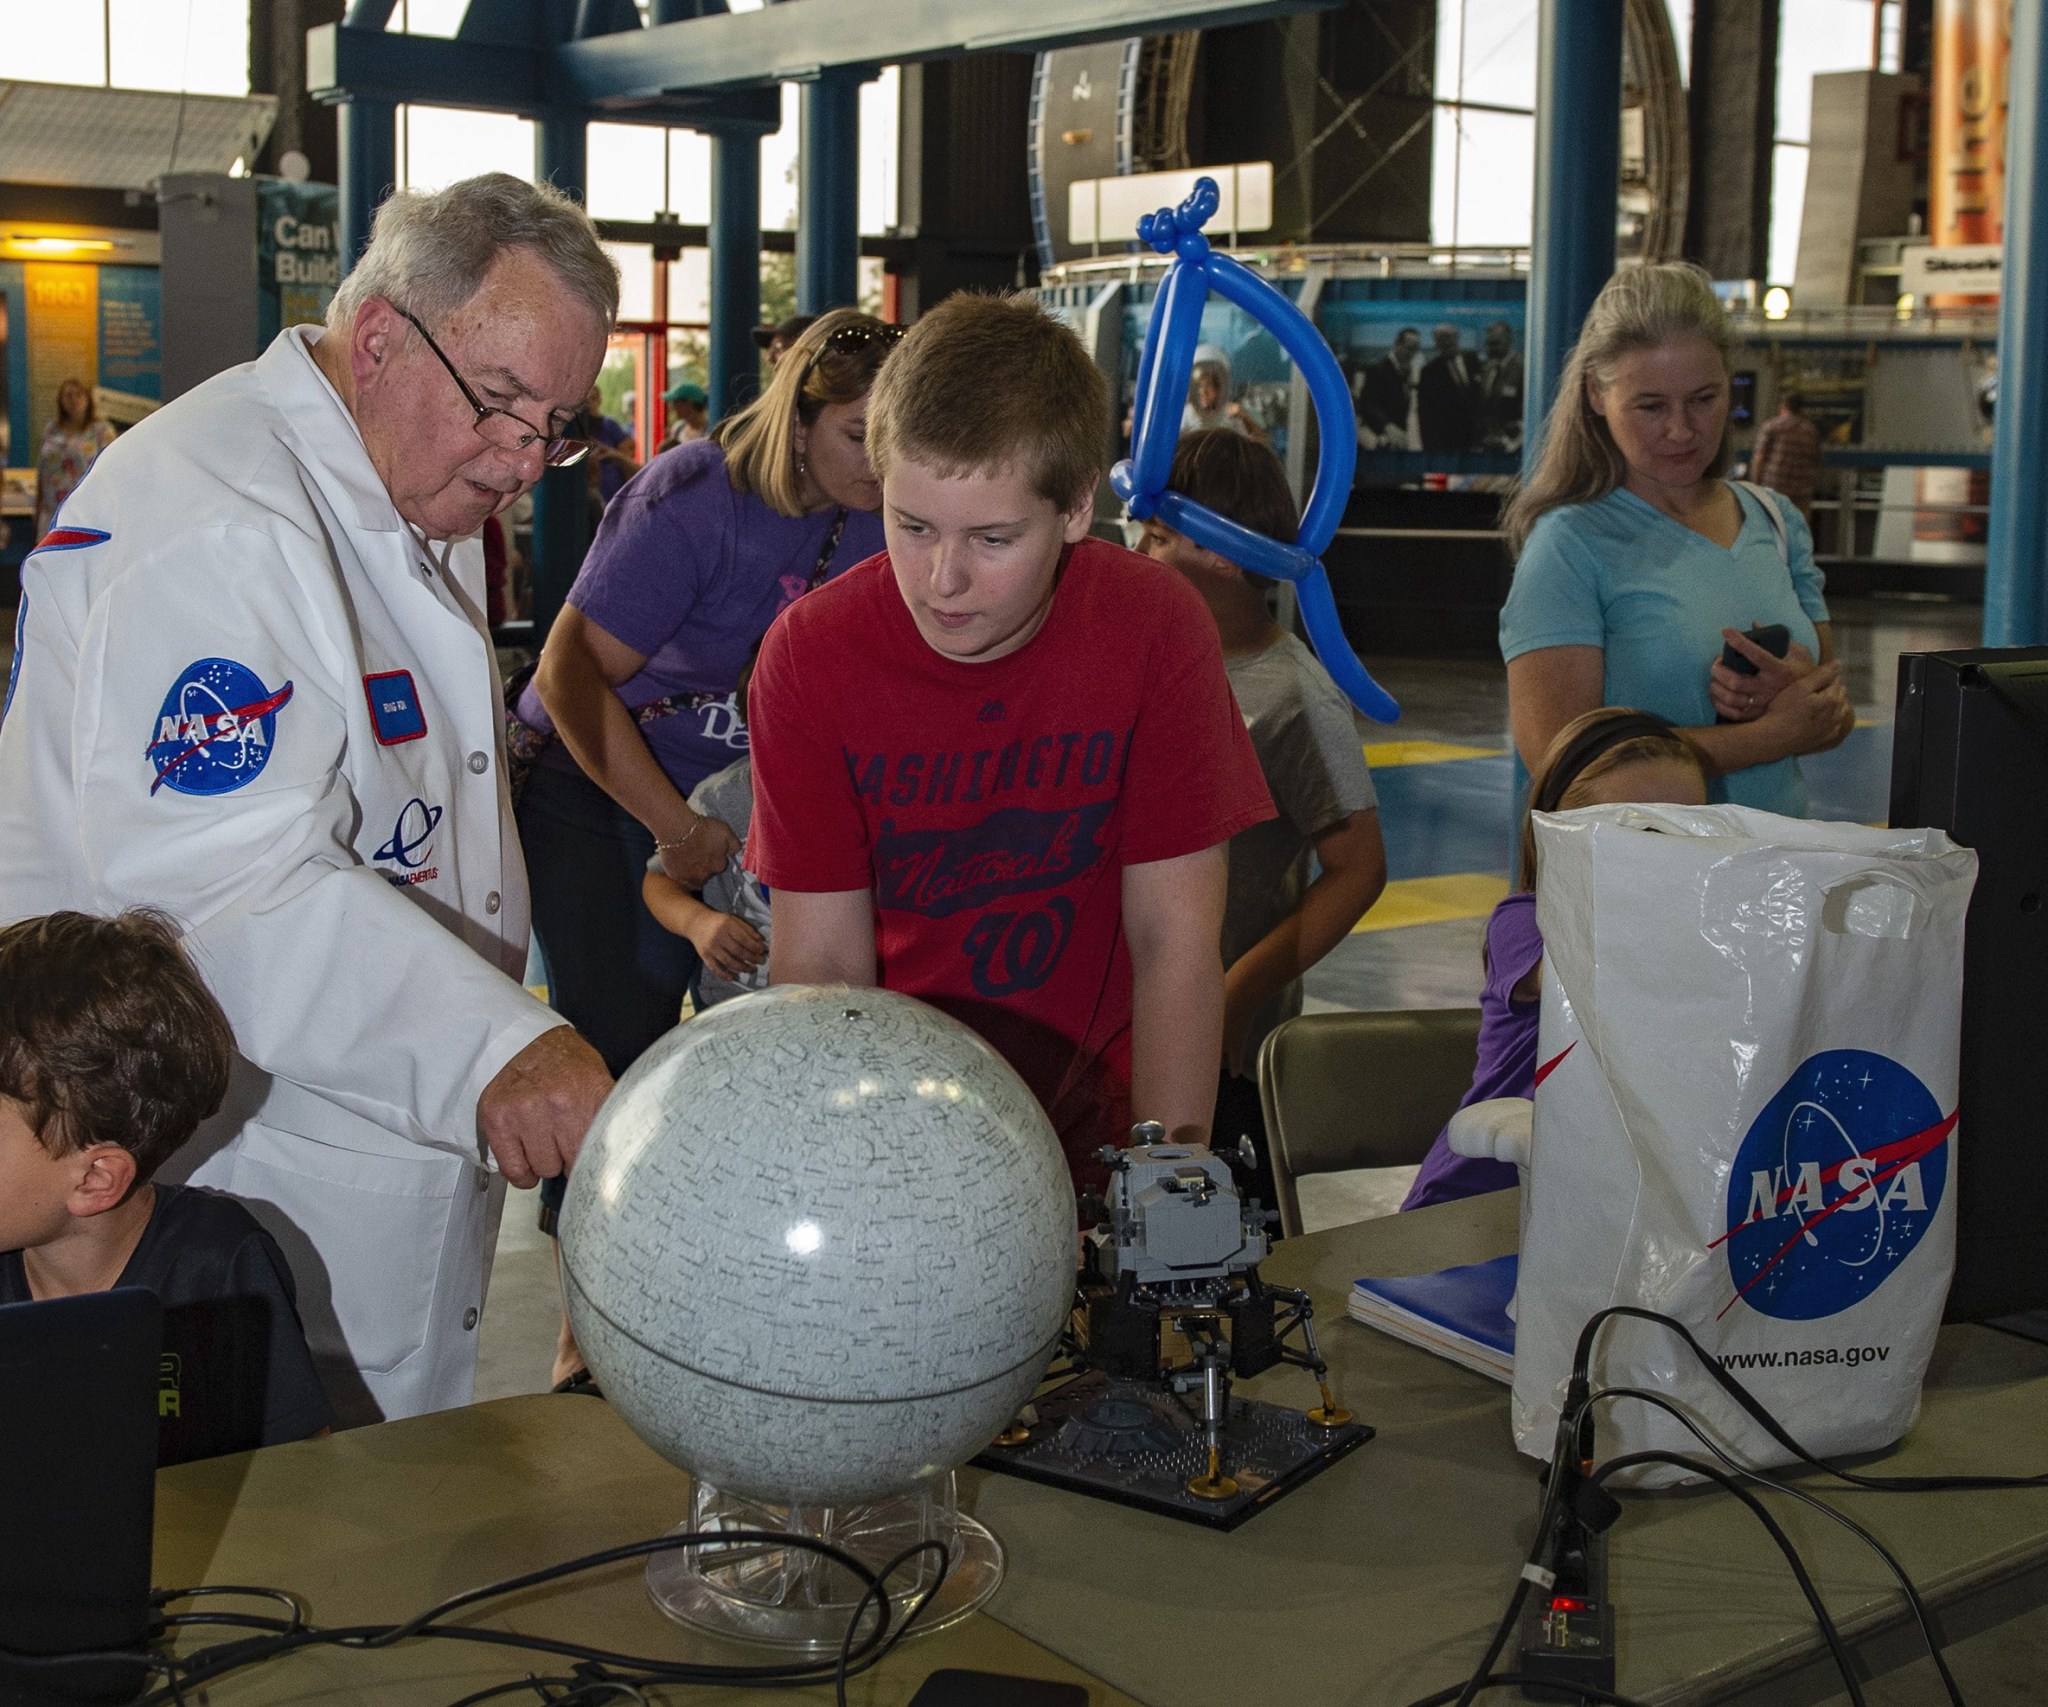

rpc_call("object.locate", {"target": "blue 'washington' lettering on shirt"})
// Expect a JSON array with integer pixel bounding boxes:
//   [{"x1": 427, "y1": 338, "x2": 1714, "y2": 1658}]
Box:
[
  {"x1": 876, "y1": 802, "x2": 1114, "y2": 918},
  {"x1": 846, "y1": 728, "x2": 1130, "y2": 809}
]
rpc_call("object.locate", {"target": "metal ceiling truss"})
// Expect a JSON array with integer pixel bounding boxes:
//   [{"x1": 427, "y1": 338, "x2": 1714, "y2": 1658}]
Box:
[{"x1": 309, "y1": 0, "x2": 1339, "y2": 132}]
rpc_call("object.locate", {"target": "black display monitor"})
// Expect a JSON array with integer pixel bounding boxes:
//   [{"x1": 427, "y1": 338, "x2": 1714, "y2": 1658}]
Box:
[
  {"x1": 0, "y1": 1287, "x2": 160, "y2": 1705},
  {"x1": 1889, "y1": 647, "x2": 2048, "y2": 1323}
]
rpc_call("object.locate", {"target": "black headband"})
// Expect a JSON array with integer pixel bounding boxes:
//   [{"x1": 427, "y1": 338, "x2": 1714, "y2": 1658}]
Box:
[{"x1": 1533, "y1": 711, "x2": 1681, "y2": 814}]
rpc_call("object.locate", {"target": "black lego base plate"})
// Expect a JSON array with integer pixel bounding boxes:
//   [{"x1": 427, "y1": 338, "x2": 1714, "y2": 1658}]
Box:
[{"x1": 970, "y1": 1369, "x2": 1373, "y2": 1530}]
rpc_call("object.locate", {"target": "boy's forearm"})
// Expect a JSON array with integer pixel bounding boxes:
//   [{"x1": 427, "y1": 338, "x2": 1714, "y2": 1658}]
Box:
[
  {"x1": 1226, "y1": 853, "x2": 1388, "y2": 1019},
  {"x1": 1123, "y1": 848, "x2": 1228, "y2": 1144},
  {"x1": 642, "y1": 873, "x2": 715, "y2": 938},
  {"x1": 1224, "y1": 812, "x2": 1387, "y2": 1062},
  {"x1": 1130, "y1": 942, "x2": 1224, "y2": 1146}
]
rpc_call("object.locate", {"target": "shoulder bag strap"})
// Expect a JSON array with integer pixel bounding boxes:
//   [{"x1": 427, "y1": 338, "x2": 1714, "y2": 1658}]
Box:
[{"x1": 1731, "y1": 479, "x2": 1790, "y2": 569}]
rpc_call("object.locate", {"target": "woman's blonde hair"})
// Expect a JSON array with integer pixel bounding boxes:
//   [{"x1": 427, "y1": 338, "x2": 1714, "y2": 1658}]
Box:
[
  {"x1": 1516, "y1": 706, "x2": 1706, "y2": 888},
  {"x1": 716, "y1": 308, "x2": 897, "y2": 516},
  {"x1": 1502, "y1": 262, "x2": 1733, "y2": 556}
]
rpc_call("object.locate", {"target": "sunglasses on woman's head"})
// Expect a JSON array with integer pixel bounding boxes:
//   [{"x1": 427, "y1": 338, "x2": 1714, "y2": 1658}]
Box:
[{"x1": 796, "y1": 322, "x2": 907, "y2": 396}]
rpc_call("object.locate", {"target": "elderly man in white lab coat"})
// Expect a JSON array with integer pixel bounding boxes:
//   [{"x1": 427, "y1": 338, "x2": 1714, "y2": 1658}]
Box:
[{"x1": 0, "y1": 174, "x2": 619, "y2": 1424}]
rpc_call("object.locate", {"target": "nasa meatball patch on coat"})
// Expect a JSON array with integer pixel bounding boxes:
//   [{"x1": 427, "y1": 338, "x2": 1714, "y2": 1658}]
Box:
[{"x1": 146, "y1": 658, "x2": 295, "y2": 796}]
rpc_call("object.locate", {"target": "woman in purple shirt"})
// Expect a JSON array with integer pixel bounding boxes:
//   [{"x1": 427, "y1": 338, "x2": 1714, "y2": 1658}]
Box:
[
  {"x1": 1401, "y1": 707, "x2": 1708, "y2": 1208},
  {"x1": 515, "y1": 312, "x2": 899, "y2": 1085}
]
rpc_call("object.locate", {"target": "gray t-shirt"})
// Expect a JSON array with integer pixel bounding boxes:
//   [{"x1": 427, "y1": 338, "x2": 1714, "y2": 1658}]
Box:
[
  {"x1": 647, "y1": 757, "x2": 772, "y2": 1008},
  {"x1": 1222, "y1": 633, "x2": 1380, "y2": 1062}
]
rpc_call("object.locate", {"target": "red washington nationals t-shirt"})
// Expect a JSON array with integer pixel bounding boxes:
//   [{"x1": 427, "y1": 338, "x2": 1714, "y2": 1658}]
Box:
[{"x1": 747, "y1": 534, "x2": 1273, "y2": 1193}]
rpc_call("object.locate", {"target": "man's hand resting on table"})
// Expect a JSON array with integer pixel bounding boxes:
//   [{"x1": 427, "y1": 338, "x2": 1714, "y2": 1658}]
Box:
[{"x1": 477, "y1": 1025, "x2": 614, "y2": 1189}]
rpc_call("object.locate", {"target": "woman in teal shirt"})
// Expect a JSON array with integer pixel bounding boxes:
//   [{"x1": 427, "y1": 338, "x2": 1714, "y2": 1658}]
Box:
[{"x1": 1499, "y1": 264, "x2": 1854, "y2": 815}]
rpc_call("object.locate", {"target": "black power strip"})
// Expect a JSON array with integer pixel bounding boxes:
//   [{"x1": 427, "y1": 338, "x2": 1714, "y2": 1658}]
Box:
[{"x1": 1516, "y1": 1517, "x2": 1615, "y2": 1701}]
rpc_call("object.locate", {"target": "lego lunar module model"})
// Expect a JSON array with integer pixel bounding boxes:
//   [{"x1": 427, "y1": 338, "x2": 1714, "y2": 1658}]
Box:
[{"x1": 976, "y1": 1125, "x2": 1374, "y2": 1528}]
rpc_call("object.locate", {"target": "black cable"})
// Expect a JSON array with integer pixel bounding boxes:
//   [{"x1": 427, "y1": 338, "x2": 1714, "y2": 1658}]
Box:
[
  {"x1": 153, "y1": 1584, "x2": 306, "y2": 1631},
  {"x1": 38, "y1": 1525, "x2": 950, "y2": 1704},
  {"x1": 1589, "y1": 1385, "x2": 1966, "y2": 1707},
  {"x1": 1570, "y1": 1306, "x2": 2048, "y2": 1493},
  {"x1": 1593, "y1": 1450, "x2": 1869, "y2": 1707},
  {"x1": 1447, "y1": 1375, "x2": 1588, "y2": 1707}
]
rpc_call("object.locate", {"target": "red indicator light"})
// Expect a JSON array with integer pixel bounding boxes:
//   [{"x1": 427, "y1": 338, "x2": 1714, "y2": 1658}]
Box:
[{"x1": 1549, "y1": 1596, "x2": 1590, "y2": 1613}]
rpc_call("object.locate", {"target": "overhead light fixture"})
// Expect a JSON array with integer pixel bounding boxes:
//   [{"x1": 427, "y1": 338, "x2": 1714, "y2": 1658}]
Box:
[
  {"x1": 9, "y1": 234, "x2": 118, "y2": 256},
  {"x1": 1762, "y1": 285, "x2": 1792, "y2": 320}
]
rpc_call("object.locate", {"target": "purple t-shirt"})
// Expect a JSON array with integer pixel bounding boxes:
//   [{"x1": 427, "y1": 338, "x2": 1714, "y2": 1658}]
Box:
[
  {"x1": 594, "y1": 414, "x2": 634, "y2": 503},
  {"x1": 517, "y1": 438, "x2": 885, "y2": 796},
  {"x1": 1401, "y1": 890, "x2": 1542, "y2": 1210}
]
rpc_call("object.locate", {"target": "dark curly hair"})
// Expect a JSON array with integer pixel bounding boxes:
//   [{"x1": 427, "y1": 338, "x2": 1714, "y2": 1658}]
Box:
[{"x1": 0, "y1": 909, "x2": 234, "y2": 1185}]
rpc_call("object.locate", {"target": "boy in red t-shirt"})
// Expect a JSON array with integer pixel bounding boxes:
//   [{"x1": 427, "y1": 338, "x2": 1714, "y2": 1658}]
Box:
[{"x1": 747, "y1": 294, "x2": 1274, "y2": 1198}]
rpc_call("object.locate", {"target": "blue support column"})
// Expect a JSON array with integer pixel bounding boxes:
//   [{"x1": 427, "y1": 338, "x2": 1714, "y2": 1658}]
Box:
[
  {"x1": 531, "y1": 111, "x2": 592, "y2": 642},
  {"x1": 337, "y1": 100, "x2": 397, "y2": 269},
  {"x1": 709, "y1": 130, "x2": 763, "y2": 423},
  {"x1": 1521, "y1": 0, "x2": 1625, "y2": 463},
  {"x1": 796, "y1": 68, "x2": 863, "y2": 313},
  {"x1": 1985, "y1": 0, "x2": 2048, "y2": 645}
]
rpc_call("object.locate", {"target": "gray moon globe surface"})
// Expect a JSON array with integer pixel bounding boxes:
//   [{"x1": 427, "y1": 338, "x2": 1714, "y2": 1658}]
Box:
[{"x1": 559, "y1": 985, "x2": 1077, "y2": 1505}]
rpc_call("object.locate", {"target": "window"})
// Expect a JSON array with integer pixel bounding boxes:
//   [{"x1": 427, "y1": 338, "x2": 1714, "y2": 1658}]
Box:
[
  {"x1": 0, "y1": 1, "x2": 248, "y2": 96},
  {"x1": 1771, "y1": 0, "x2": 1881, "y2": 285},
  {"x1": 1429, "y1": 0, "x2": 1696, "y2": 253}
]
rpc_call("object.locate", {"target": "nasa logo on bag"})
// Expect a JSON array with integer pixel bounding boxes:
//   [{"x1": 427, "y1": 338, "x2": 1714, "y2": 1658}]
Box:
[
  {"x1": 146, "y1": 658, "x2": 294, "y2": 797},
  {"x1": 1716, "y1": 1050, "x2": 1955, "y2": 1323}
]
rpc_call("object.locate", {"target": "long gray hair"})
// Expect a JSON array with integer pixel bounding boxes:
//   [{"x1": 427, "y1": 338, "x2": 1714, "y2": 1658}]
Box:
[
  {"x1": 327, "y1": 172, "x2": 619, "y2": 335},
  {"x1": 1502, "y1": 262, "x2": 1734, "y2": 555}
]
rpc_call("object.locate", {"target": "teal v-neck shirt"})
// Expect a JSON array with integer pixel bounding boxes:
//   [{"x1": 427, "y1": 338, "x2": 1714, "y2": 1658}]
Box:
[{"x1": 1500, "y1": 484, "x2": 1830, "y2": 817}]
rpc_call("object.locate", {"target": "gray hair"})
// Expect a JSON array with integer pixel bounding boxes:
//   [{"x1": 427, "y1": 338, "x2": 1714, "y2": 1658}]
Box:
[{"x1": 327, "y1": 172, "x2": 618, "y2": 336}]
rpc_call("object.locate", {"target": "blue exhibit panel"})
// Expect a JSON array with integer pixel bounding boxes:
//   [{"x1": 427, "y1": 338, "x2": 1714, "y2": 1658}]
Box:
[
  {"x1": 0, "y1": 260, "x2": 24, "y2": 467},
  {"x1": 97, "y1": 266, "x2": 162, "y2": 403}
]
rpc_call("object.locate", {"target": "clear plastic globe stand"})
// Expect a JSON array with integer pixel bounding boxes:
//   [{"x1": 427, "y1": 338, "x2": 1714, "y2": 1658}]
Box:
[{"x1": 645, "y1": 1470, "x2": 1005, "y2": 1651}]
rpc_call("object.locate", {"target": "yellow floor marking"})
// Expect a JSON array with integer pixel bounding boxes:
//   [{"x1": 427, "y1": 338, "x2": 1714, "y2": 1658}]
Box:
[
  {"x1": 1355, "y1": 872, "x2": 1511, "y2": 934},
  {"x1": 1362, "y1": 739, "x2": 1507, "y2": 767}
]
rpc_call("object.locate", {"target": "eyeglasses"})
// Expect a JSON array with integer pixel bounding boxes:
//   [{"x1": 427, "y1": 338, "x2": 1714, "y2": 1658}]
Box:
[
  {"x1": 395, "y1": 306, "x2": 591, "y2": 468},
  {"x1": 794, "y1": 321, "x2": 907, "y2": 398}
]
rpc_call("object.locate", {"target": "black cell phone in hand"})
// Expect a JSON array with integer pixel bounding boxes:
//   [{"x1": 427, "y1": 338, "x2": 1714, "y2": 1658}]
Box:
[{"x1": 1720, "y1": 623, "x2": 1791, "y2": 676}]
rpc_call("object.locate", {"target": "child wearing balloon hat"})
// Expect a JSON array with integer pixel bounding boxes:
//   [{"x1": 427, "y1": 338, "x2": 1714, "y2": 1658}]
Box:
[
  {"x1": 746, "y1": 293, "x2": 1275, "y2": 1204},
  {"x1": 1138, "y1": 430, "x2": 1388, "y2": 1215}
]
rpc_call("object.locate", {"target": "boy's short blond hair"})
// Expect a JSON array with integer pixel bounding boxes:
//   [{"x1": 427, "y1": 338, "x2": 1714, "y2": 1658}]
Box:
[{"x1": 866, "y1": 292, "x2": 1110, "y2": 512}]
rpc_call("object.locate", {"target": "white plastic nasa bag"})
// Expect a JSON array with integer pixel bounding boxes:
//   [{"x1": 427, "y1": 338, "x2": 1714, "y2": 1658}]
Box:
[{"x1": 1510, "y1": 804, "x2": 1977, "y2": 1484}]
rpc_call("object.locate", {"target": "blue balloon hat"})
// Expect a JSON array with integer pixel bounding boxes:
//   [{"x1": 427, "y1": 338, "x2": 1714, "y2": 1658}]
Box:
[{"x1": 1109, "y1": 176, "x2": 1400, "y2": 723}]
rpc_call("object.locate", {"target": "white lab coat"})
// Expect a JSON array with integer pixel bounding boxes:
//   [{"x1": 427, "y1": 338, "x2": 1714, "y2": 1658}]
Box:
[{"x1": 0, "y1": 325, "x2": 564, "y2": 1424}]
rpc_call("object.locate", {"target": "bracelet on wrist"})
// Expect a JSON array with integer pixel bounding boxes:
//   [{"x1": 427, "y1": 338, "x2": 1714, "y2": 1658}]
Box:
[{"x1": 654, "y1": 819, "x2": 703, "y2": 855}]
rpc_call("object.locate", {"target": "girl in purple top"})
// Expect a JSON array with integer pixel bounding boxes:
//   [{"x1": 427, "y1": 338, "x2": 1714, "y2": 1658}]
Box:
[
  {"x1": 517, "y1": 313, "x2": 900, "y2": 1387},
  {"x1": 1401, "y1": 707, "x2": 1708, "y2": 1209},
  {"x1": 515, "y1": 312, "x2": 897, "y2": 1071}
]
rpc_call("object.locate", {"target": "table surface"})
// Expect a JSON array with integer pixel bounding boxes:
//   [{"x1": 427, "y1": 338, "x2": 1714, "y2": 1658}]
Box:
[
  {"x1": 969, "y1": 1192, "x2": 2048, "y2": 1707},
  {"x1": 154, "y1": 1193, "x2": 2048, "y2": 1707},
  {"x1": 154, "y1": 1392, "x2": 1141, "y2": 1705}
]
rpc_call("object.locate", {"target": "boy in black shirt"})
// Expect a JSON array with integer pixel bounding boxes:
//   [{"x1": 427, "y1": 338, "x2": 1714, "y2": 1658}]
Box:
[{"x1": 0, "y1": 910, "x2": 332, "y2": 1463}]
